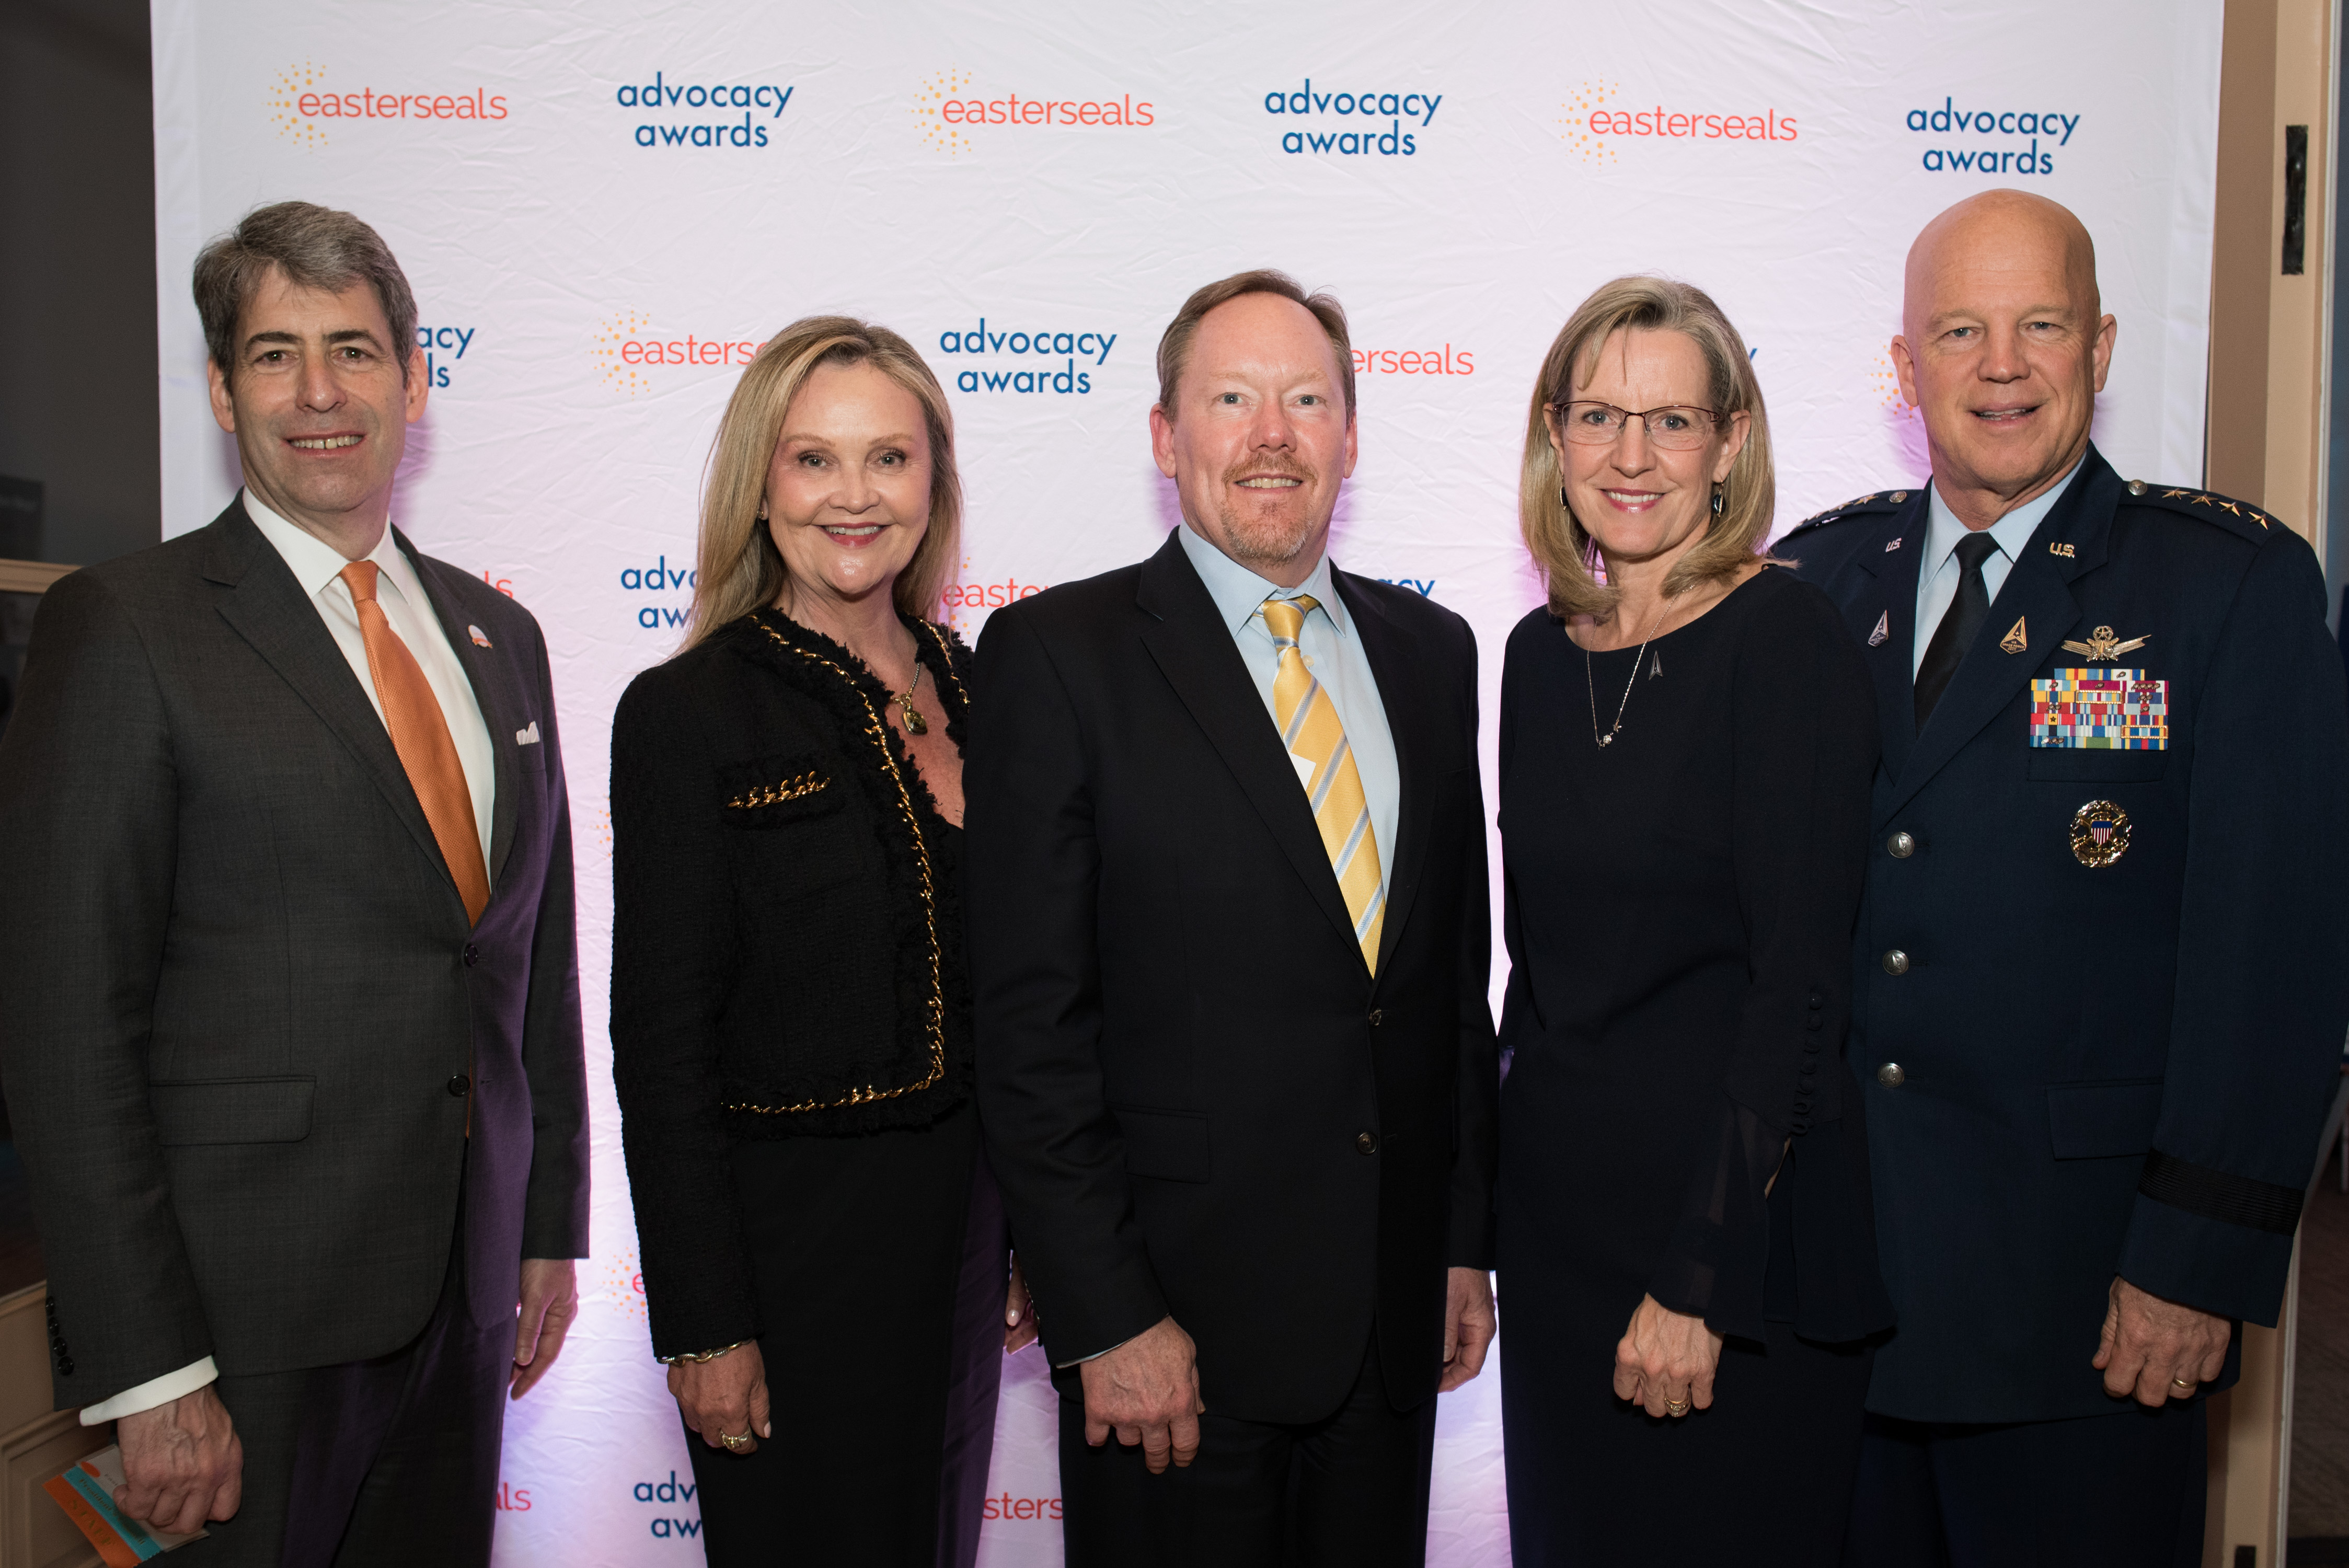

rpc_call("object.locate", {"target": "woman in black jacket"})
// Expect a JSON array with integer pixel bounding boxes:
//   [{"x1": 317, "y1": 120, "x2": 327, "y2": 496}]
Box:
[{"x1": 611, "y1": 317, "x2": 1029, "y2": 1568}]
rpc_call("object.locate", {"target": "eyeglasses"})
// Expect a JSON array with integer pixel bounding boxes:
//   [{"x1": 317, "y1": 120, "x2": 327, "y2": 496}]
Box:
[{"x1": 1548, "y1": 400, "x2": 1722, "y2": 452}]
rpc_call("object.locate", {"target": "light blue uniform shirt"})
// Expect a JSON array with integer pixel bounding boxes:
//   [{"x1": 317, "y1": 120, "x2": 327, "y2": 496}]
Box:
[
  {"x1": 1914, "y1": 457, "x2": 2083, "y2": 676},
  {"x1": 1177, "y1": 524, "x2": 1399, "y2": 906}
]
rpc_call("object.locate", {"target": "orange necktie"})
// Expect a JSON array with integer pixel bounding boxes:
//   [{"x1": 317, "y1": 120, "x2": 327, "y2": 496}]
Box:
[{"x1": 339, "y1": 560, "x2": 490, "y2": 925}]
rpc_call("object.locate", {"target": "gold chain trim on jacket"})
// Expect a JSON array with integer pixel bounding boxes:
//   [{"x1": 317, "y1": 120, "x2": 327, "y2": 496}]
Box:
[
  {"x1": 724, "y1": 770, "x2": 828, "y2": 810},
  {"x1": 724, "y1": 619, "x2": 953, "y2": 1114}
]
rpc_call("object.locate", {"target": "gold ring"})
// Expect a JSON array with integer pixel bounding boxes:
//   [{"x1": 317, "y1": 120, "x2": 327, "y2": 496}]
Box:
[
  {"x1": 2171, "y1": 1377, "x2": 2196, "y2": 1391},
  {"x1": 719, "y1": 1430, "x2": 752, "y2": 1450},
  {"x1": 1664, "y1": 1398, "x2": 1690, "y2": 1416}
]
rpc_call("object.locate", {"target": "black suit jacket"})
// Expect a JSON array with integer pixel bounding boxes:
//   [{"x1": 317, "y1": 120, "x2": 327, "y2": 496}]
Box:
[
  {"x1": 968, "y1": 529, "x2": 1498, "y2": 1425},
  {"x1": 0, "y1": 498, "x2": 590, "y2": 1407},
  {"x1": 1787, "y1": 448, "x2": 2349, "y2": 1423}
]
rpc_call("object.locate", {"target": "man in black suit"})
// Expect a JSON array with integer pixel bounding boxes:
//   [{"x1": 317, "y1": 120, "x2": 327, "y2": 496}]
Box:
[
  {"x1": 967, "y1": 271, "x2": 1498, "y2": 1566},
  {"x1": 1787, "y1": 191, "x2": 2349, "y2": 1563},
  {"x1": 0, "y1": 202, "x2": 588, "y2": 1564}
]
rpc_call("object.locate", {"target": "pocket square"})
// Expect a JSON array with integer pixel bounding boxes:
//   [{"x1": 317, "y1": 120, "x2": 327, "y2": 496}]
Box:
[{"x1": 516, "y1": 721, "x2": 541, "y2": 746}]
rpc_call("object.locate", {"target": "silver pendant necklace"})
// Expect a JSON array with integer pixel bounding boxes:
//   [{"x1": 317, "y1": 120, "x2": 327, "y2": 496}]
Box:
[{"x1": 1582, "y1": 608, "x2": 1668, "y2": 749}]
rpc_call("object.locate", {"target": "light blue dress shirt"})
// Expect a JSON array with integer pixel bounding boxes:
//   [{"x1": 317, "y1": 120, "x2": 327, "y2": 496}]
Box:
[
  {"x1": 1913, "y1": 458, "x2": 2083, "y2": 676},
  {"x1": 1177, "y1": 525, "x2": 1400, "y2": 906}
]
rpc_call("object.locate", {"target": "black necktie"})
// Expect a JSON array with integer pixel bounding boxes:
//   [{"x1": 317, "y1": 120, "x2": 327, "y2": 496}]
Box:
[{"x1": 1914, "y1": 532, "x2": 2001, "y2": 728}]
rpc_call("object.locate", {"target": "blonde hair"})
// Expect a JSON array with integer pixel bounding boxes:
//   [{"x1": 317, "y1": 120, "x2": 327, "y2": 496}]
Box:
[
  {"x1": 1156, "y1": 268, "x2": 1355, "y2": 418},
  {"x1": 682, "y1": 316, "x2": 962, "y2": 649},
  {"x1": 1519, "y1": 276, "x2": 1778, "y2": 620}
]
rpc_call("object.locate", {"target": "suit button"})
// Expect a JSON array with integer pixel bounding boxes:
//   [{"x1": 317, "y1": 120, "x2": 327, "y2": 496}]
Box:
[
  {"x1": 463, "y1": 944, "x2": 480, "y2": 967},
  {"x1": 1367, "y1": 1009, "x2": 1384, "y2": 1027},
  {"x1": 1807, "y1": 993, "x2": 1823, "y2": 1009},
  {"x1": 57, "y1": 1358, "x2": 72, "y2": 1376},
  {"x1": 1887, "y1": 832, "x2": 1915, "y2": 859},
  {"x1": 1356, "y1": 1131, "x2": 1378, "y2": 1155},
  {"x1": 447, "y1": 1074, "x2": 471, "y2": 1097},
  {"x1": 1881, "y1": 949, "x2": 1910, "y2": 975},
  {"x1": 1878, "y1": 1062, "x2": 1907, "y2": 1088}
]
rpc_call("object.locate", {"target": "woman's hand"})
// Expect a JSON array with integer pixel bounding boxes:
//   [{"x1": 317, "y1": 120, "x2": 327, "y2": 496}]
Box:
[
  {"x1": 669, "y1": 1342, "x2": 771, "y2": 1454},
  {"x1": 1613, "y1": 1294, "x2": 1723, "y2": 1417},
  {"x1": 1005, "y1": 1255, "x2": 1039, "y2": 1354}
]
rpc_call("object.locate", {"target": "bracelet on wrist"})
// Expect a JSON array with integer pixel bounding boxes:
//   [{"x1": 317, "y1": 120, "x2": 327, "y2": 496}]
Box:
[{"x1": 656, "y1": 1339, "x2": 751, "y2": 1366}]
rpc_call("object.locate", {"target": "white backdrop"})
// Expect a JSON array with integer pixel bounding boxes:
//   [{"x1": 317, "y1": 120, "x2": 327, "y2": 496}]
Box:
[{"x1": 148, "y1": 3, "x2": 2222, "y2": 1561}]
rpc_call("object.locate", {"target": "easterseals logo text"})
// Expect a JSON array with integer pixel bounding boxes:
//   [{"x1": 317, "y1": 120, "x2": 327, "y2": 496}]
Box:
[
  {"x1": 269, "y1": 62, "x2": 508, "y2": 148},
  {"x1": 912, "y1": 68, "x2": 1155, "y2": 157}
]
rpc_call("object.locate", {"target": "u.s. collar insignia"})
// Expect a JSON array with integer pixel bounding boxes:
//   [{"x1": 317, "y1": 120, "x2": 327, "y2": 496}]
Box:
[
  {"x1": 2059, "y1": 625, "x2": 2150, "y2": 661},
  {"x1": 2069, "y1": 799, "x2": 2132, "y2": 868},
  {"x1": 468, "y1": 624, "x2": 493, "y2": 648},
  {"x1": 1883, "y1": 537, "x2": 1903, "y2": 552},
  {"x1": 1868, "y1": 610, "x2": 1890, "y2": 647}
]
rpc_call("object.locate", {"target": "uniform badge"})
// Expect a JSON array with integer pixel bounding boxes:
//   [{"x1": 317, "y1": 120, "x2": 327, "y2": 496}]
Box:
[
  {"x1": 1868, "y1": 610, "x2": 1890, "y2": 647},
  {"x1": 2058, "y1": 625, "x2": 2149, "y2": 661},
  {"x1": 1999, "y1": 617, "x2": 2028, "y2": 654},
  {"x1": 1884, "y1": 537, "x2": 1903, "y2": 552},
  {"x1": 2069, "y1": 799, "x2": 2132, "y2": 868},
  {"x1": 468, "y1": 625, "x2": 493, "y2": 648},
  {"x1": 2048, "y1": 542, "x2": 2076, "y2": 558},
  {"x1": 2030, "y1": 669, "x2": 2169, "y2": 750}
]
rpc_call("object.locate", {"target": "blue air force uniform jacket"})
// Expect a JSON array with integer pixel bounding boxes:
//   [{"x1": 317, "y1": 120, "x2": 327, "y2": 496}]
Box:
[{"x1": 1786, "y1": 446, "x2": 2349, "y2": 1424}]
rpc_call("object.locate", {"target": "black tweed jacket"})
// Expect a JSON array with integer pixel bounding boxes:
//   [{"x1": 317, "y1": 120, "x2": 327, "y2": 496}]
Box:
[{"x1": 610, "y1": 607, "x2": 971, "y2": 1356}]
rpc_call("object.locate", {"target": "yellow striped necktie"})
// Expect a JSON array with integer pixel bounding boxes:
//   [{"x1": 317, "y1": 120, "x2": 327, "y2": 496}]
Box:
[{"x1": 1261, "y1": 595, "x2": 1384, "y2": 973}]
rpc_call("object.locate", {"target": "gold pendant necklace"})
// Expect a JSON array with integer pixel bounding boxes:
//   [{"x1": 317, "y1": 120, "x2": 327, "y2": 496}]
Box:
[{"x1": 896, "y1": 660, "x2": 928, "y2": 735}]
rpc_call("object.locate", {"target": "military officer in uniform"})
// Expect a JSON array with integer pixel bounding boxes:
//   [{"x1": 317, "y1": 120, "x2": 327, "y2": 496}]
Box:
[{"x1": 1787, "y1": 190, "x2": 2349, "y2": 1564}]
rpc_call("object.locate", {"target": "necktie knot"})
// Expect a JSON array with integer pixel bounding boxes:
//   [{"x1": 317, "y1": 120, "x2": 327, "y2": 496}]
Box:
[
  {"x1": 1953, "y1": 531, "x2": 2000, "y2": 573},
  {"x1": 1261, "y1": 595, "x2": 1317, "y2": 644},
  {"x1": 339, "y1": 559, "x2": 383, "y2": 605}
]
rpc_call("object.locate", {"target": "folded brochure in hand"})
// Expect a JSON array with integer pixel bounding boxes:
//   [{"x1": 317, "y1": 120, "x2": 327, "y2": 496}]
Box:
[{"x1": 43, "y1": 1444, "x2": 206, "y2": 1562}]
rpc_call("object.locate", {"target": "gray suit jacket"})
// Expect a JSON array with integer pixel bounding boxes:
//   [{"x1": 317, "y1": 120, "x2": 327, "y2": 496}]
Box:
[{"x1": 0, "y1": 498, "x2": 589, "y2": 1409}]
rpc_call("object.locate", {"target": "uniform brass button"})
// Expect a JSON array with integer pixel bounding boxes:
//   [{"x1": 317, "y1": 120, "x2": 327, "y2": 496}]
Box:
[
  {"x1": 2127, "y1": 479, "x2": 2148, "y2": 496},
  {"x1": 1881, "y1": 949, "x2": 1910, "y2": 975},
  {"x1": 1887, "y1": 832, "x2": 1915, "y2": 859},
  {"x1": 447, "y1": 1074, "x2": 471, "y2": 1097},
  {"x1": 1891, "y1": 491, "x2": 1909, "y2": 503},
  {"x1": 1367, "y1": 1009, "x2": 1384, "y2": 1027},
  {"x1": 1878, "y1": 1062, "x2": 1906, "y2": 1088},
  {"x1": 1355, "y1": 1131, "x2": 1378, "y2": 1155}
]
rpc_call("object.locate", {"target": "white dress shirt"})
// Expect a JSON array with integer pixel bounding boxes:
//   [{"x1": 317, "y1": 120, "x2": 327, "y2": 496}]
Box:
[
  {"x1": 81, "y1": 490, "x2": 497, "y2": 1424},
  {"x1": 1913, "y1": 459, "x2": 2083, "y2": 676},
  {"x1": 1176, "y1": 525, "x2": 1400, "y2": 908}
]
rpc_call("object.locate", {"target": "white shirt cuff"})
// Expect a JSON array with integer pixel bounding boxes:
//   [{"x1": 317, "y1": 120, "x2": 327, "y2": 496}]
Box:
[{"x1": 80, "y1": 1357, "x2": 220, "y2": 1425}]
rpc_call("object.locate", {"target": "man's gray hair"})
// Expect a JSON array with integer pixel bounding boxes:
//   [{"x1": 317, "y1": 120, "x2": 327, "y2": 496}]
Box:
[{"x1": 193, "y1": 201, "x2": 418, "y2": 383}]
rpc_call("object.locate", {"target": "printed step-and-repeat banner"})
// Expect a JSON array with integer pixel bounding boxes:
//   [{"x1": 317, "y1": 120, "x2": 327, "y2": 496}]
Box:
[{"x1": 149, "y1": 2, "x2": 2223, "y2": 1561}]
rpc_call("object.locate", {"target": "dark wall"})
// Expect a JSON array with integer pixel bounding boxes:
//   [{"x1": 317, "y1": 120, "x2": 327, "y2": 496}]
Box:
[{"x1": 0, "y1": 0, "x2": 159, "y2": 568}]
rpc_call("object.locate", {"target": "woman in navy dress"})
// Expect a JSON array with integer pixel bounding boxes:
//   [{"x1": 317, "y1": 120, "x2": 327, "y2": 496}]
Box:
[{"x1": 1496, "y1": 276, "x2": 1892, "y2": 1563}]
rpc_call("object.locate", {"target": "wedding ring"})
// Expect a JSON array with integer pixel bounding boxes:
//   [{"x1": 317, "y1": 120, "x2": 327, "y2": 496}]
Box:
[
  {"x1": 719, "y1": 1430, "x2": 752, "y2": 1450},
  {"x1": 2171, "y1": 1377, "x2": 2196, "y2": 1392},
  {"x1": 1664, "y1": 1397, "x2": 1690, "y2": 1416}
]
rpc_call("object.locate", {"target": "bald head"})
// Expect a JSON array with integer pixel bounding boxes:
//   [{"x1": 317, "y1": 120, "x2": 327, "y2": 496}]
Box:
[
  {"x1": 1891, "y1": 189, "x2": 2116, "y2": 528},
  {"x1": 1904, "y1": 189, "x2": 2100, "y2": 342}
]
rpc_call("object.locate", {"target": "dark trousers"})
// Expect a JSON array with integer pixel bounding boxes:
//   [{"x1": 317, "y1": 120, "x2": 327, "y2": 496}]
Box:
[
  {"x1": 1056, "y1": 1336, "x2": 1438, "y2": 1568},
  {"x1": 181, "y1": 1221, "x2": 509, "y2": 1567},
  {"x1": 1843, "y1": 1402, "x2": 2206, "y2": 1568},
  {"x1": 687, "y1": 1105, "x2": 986, "y2": 1568}
]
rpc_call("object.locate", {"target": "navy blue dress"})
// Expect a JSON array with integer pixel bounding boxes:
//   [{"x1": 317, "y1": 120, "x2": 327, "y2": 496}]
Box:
[{"x1": 1496, "y1": 568, "x2": 1893, "y2": 1564}]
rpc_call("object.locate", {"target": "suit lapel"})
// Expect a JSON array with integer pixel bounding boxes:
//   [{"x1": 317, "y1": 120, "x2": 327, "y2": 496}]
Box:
[
  {"x1": 1134, "y1": 533, "x2": 1364, "y2": 971},
  {"x1": 1836, "y1": 492, "x2": 1930, "y2": 784},
  {"x1": 1885, "y1": 455, "x2": 2112, "y2": 817},
  {"x1": 403, "y1": 535, "x2": 521, "y2": 888},
  {"x1": 1337, "y1": 572, "x2": 1432, "y2": 982},
  {"x1": 202, "y1": 502, "x2": 456, "y2": 902}
]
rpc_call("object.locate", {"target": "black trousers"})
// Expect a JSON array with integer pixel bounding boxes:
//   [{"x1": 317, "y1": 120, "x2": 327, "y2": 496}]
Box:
[
  {"x1": 181, "y1": 1215, "x2": 508, "y2": 1567},
  {"x1": 1056, "y1": 1335, "x2": 1438, "y2": 1568},
  {"x1": 1842, "y1": 1402, "x2": 2207, "y2": 1568},
  {"x1": 687, "y1": 1103, "x2": 988, "y2": 1567}
]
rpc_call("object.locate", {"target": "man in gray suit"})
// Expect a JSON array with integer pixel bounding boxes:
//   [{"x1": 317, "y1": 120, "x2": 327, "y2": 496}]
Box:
[{"x1": 0, "y1": 202, "x2": 589, "y2": 1564}]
